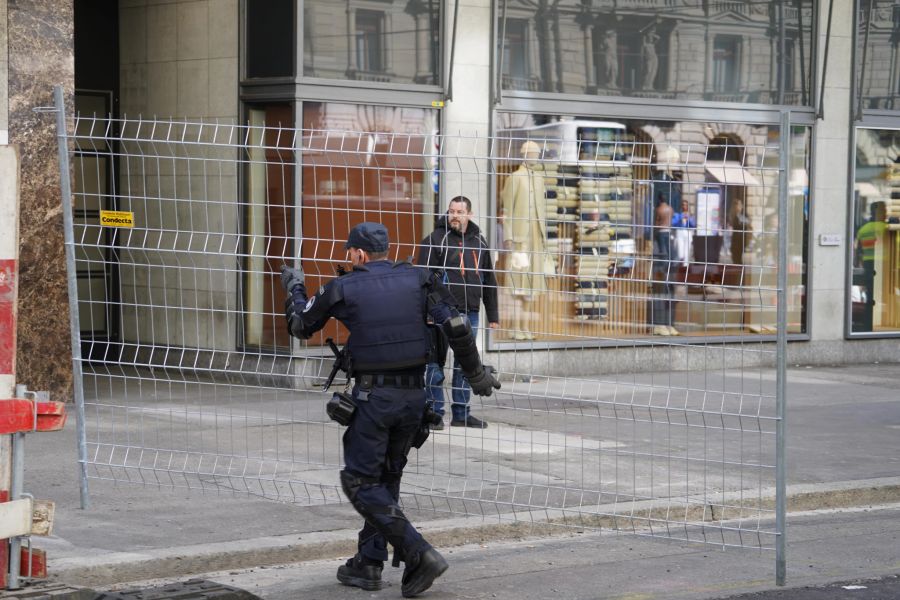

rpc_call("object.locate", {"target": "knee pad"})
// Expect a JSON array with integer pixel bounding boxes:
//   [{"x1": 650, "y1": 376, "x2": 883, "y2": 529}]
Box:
[{"x1": 341, "y1": 469, "x2": 378, "y2": 502}]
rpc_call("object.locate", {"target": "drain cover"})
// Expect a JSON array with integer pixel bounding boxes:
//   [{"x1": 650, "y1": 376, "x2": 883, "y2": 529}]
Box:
[{"x1": 92, "y1": 579, "x2": 261, "y2": 600}]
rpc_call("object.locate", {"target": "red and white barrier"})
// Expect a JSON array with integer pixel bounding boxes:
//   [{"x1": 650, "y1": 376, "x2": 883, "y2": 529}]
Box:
[
  {"x1": 0, "y1": 145, "x2": 17, "y2": 399},
  {"x1": 0, "y1": 143, "x2": 20, "y2": 589}
]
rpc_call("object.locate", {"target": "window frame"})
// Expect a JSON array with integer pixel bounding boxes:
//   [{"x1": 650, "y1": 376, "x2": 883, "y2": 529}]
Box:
[
  {"x1": 845, "y1": 0, "x2": 900, "y2": 338},
  {"x1": 492, "y1": 1, "x2": 820, "y2": 114},
  {"x1": 240, "y1": 0, "x2": 446, "y2": 99},
  {"x1": 486, "y1": 104, "x2": 817, "y2": 351},
  {"x1": 844, "y1": 125, "x2": 900, "y2": 339}
]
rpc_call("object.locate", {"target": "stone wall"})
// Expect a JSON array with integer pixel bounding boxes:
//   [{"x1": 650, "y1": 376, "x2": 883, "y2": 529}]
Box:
[
  {"x1": 8, "y1": 0, "x2": 75, "y2": 401},
  {"x1": 117, "y1": 0, "x2": 240, "y2": 352}
]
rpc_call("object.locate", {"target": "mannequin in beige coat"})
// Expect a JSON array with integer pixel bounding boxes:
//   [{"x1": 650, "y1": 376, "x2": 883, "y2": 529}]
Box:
[{"x1": 500, "y1": 140, "x2": 550, "y2": 340}]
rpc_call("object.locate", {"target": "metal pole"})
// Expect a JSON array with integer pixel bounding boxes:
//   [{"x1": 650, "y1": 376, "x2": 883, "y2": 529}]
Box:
[
  {"x1": 817, "y1": 0, "x2": 835, "y2": 119},
  {"x1": 856, "y1": 0, "x2": 873, "y2": 121},
  {"x1": 7, "y1": 385, "x2": 26, "y2": 589},
  {"x1": 496, "y1": 0, "x2": 509, "y2": 104},
  {"x1": 54, "y1": 85, "x2": 91, "y2": 509},
  {"x1": 446, "y1": 0, "x2": 459, "y2": 102},
  {"x1": 775, "y1": 109, "x2": 790, "y2": 587}
]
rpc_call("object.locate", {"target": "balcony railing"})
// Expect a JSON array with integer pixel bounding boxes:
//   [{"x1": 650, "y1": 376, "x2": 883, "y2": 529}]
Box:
[
  {"x1": 347, "y1": 69, "x2": 395, "y2": 83},
  {"x1": 502, "y1": 74, "x2": 544, "y2": 92}
]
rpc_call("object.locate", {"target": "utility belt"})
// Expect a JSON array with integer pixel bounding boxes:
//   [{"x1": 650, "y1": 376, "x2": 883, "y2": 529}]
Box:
[
  {"x1": 326, "y1": 370, "x2": 426, "y2": 428},
  {"x1": 355, "y1": 371, "x2": 425, "y2": 390}
]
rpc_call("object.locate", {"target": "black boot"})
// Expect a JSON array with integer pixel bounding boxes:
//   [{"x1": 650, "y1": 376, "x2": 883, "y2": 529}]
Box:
[
  {"x1": 336, "y1": 553, "x2": 384, "y2": 591},
  {"x1": 401, "y1": 547, "x2": 448, "y2": 597}
]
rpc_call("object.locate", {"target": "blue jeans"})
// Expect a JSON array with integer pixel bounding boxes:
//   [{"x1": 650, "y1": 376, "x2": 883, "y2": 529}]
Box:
[{"x1": 425, "y1": 311, "x2": 479, "y2": 422}]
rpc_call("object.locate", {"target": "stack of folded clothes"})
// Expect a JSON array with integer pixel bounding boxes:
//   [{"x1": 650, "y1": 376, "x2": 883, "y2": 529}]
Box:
[
  {"x1": 886, "y1": 163, "x2": 900, "y2": 224},
  {"x1": 533, "y1": 162, "x2": 561, "y2": 249},
  {"x1": 573, "y1": 248, "x2": 610, "y2": 320},
  {"x1": 553, "y1": 165, "x2": 581, "y2": 223},
  {"x1": 888, "y1": 164, "x2": 900, "y2": 223},
  {"x1": 575, "y1": 178, "x2": 612, "y2": 321},
  {"x1": 606, "y1": 177, "x2": 634, "y2": 237}
]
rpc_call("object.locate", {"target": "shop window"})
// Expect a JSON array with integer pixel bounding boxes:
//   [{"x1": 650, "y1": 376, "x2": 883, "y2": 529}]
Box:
[
  {"x1": 494, "y1": 114, "x2": 810, "y2": 344},
  {"x1": 850, "y1": 128, "x2": 900, "y2": 335}
]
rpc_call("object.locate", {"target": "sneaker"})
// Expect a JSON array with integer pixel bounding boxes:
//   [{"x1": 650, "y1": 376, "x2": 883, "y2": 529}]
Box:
[
  {"x1": 431, "y1": 419, "x2": 444, "y2": 431},
  {"x1": 451, "y1": 415, "x2": 488, "y2": 429},
  {"x1": 336, "y1": 554, "x2": 384, "y2": 591},
  {"x1": 401, "y1": 547, "x2": 449, "y2": 598}
]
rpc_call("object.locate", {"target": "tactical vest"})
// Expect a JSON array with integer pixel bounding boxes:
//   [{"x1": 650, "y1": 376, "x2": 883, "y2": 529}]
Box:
[{"x1": 339, "y1": 261, "x2": 432, "y2": 372}]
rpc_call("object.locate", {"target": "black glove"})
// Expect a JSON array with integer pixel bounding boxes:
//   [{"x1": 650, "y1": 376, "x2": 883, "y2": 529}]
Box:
[
  {"x1": 280, "y1": 265, "x2": 305, "y2": 293},
  {"x1": 467, "y1": 365, "x2": 501, "y2": 397}
]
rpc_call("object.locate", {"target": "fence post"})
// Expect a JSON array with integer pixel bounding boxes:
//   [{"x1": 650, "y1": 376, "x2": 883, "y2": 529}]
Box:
[
  {"x1": 775, "y1": 110, "x2": 790, "y2": 586},
  {"x1": 54, "y1": 85, "x2": 90, "y2": 509}
]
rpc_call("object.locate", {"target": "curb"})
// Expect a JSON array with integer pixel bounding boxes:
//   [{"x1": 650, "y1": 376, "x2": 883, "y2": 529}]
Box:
[{"x1": 48, "y1": 477, "x2": 900, "y2": 588}]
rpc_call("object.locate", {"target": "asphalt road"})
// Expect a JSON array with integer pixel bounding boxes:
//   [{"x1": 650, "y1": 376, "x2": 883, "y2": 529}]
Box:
[
  {"x1": 94, "y1": 504, "x2": 900, "y2": 600},
  {"x1": 715, "y1": 575, "x2": 900, "y2": 599}
]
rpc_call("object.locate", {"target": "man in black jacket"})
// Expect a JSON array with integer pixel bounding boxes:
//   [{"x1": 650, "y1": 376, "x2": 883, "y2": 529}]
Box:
[{"x1": 418, "y1": 196, "x2": 500, "y2": 429}]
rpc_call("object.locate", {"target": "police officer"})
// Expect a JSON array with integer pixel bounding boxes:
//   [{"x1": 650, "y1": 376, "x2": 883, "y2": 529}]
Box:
[{"x1": 281, "y1": 222, "x2": 500, "y2": 597}]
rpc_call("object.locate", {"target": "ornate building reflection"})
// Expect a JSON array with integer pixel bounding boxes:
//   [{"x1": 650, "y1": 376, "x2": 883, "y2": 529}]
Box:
[{"x1": 500, "y1": 0, "x2": 814, "y2": 105}]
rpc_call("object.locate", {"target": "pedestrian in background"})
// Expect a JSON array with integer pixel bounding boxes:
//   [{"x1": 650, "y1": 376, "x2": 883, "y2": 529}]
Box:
[
  {"x1": 281, "y1": 222, "x2": 500, "y2": 597},
  {"x1": 671, "y1": 198, "x2": 695, "y2": 267},
  {"x1": 418, "y1": 196, "x2": 499, "y2": 430}
]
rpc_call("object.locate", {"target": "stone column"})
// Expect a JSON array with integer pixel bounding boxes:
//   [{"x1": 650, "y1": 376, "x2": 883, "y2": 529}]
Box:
[
  {"x1": 415, "y1": 13, "x2": 430, "y2": 82},
  {"x1": 8, "y1": 0, "x2": 75, "y2": 401},
  {"x1": 809, "y1": 0, "x2": 853, "y2": 344},
  {"x1": 346, "y1": 3, "x2": 357, "y2": 76},
  {"x1": 443, "y1": 0, "x2": 491, "y2": 214},
  {"x1": 576, "y1": 8, "x2": 596, "y2": 94}
]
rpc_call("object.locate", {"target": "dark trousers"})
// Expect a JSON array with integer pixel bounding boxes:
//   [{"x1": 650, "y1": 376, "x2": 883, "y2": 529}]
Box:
[
  {"x1": 342, "y1": 383, "x2": 428, "y2": 563},
  {"x1": 861, "y1": 261, "x2": 876, "y2": 332},
  {"x1": 651, "y1": 231, "x2": 674, "y2": 326}
]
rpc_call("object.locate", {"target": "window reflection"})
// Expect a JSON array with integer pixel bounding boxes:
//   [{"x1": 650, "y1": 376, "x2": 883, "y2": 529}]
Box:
[
  {"x1": 851, "y1": 128, "x2": 900, "y2": 334},
  {"x1": 304, "y1": 0, "x2": 440, "y2": 85},
  {"x1": 857, "y1": 0, "x2": 900, "y2": 111},
  {"x1": 494, "y1": 114, "x2": 810, "y2": 343},
  {"x1": 299, "y1": 102, "x2": 439, "y2": 346},
  {"x1": 243, "y1": 104, "x2": 295, "y2": 350},
  {"x1": 499, "y1": 0, "x2": 813, "y2": 105},
  {"x1": 246, "y1": 0, "x2": 294, "y2": 78}
]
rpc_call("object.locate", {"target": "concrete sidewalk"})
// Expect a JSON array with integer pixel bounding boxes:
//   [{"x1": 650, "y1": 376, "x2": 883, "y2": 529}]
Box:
[{"x1": 18, "y1": 363, "x2": 900, "y2": 590}]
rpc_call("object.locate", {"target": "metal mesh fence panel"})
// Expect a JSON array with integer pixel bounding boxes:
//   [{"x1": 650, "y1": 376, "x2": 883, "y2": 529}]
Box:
[{"x1": 61, "y1": 107, "x2": 792, "y2": 552}]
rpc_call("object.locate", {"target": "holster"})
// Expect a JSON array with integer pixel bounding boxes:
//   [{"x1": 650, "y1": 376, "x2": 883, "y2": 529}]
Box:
[
  {"x1": 326, "y1": 391, "x2": 356, "y2": 426},
  {"x1": 428, "y1": 323, "x2": 449, "y2": 367},
  {"x1": 410, "y1": 401, "x2": 442, "y2": 449}
]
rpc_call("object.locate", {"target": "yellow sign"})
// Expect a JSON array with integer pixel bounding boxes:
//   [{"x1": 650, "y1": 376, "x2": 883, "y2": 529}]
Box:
[
  {"x1": 99, "y1": 210, "x2": 135, "y2": 228},
  {"x1": 431, "y1": 101, "x2": 445, "y2": 108}
]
